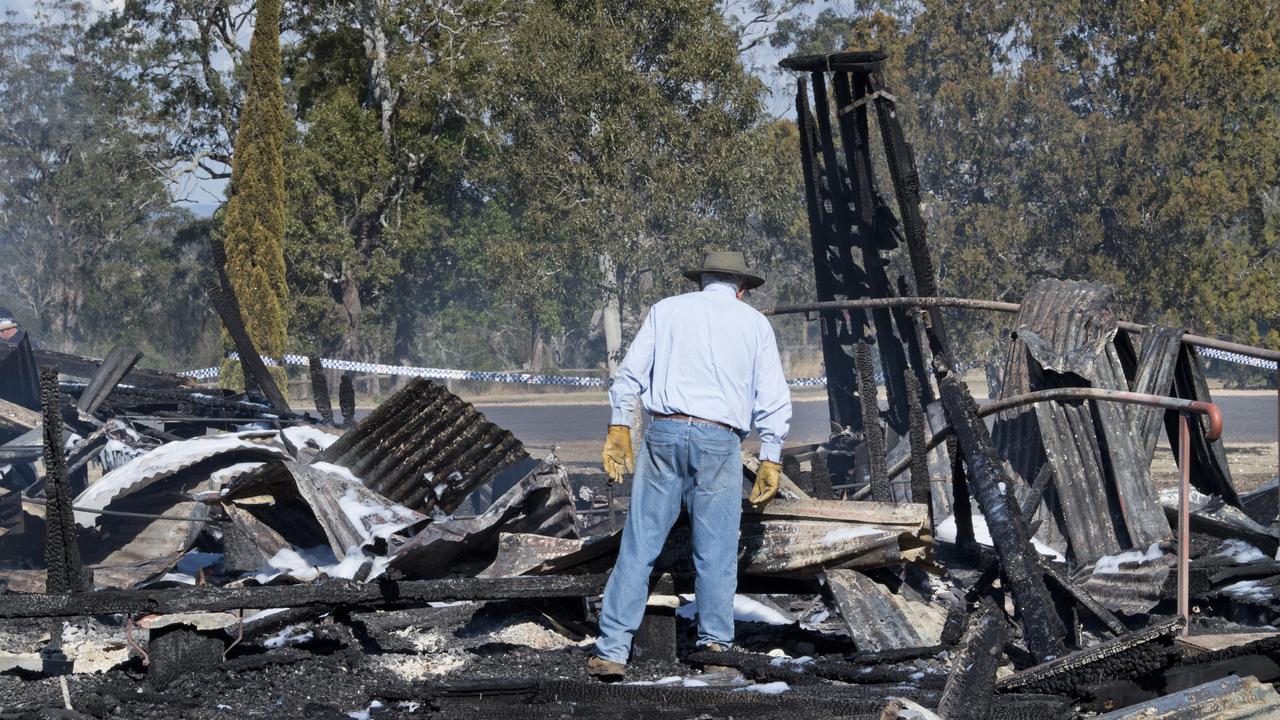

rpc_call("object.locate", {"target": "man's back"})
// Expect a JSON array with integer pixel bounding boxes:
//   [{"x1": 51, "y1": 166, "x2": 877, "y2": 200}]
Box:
[
  {"x1": 609, "y1": 280, "x2": 790, "y2": 461},
  {"x1": 646, "y1": 288, "x2": 767, "y2": 420}
]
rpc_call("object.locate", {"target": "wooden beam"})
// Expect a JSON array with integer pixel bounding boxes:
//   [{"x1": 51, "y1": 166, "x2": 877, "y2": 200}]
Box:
[{"x1": 0, "y1": 574, "x2": 609, "y2": 619}]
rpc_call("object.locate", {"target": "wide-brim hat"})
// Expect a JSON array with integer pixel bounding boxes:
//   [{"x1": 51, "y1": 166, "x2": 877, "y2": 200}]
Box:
[{"x1": 682, "y1": 250, "x2": 765, "y2": 289}]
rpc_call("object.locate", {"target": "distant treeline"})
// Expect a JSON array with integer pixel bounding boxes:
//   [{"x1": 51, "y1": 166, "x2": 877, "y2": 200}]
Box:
[{"x1": 0, "y1": 1, "x2": 1275, "y2": 387}]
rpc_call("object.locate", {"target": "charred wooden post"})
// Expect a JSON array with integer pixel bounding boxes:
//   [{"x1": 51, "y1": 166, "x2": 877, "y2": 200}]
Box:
[
  {"x1": 200, "y1": 274, "x2": 291, "y2": 416},
  {"x1": 76, "y1": 345, "x2": 143, "y2": 415},
  {"x1": 339, "y1": 372, "x2": 356, "y2": 428},
  {"x1": 938, "y1": 373, "x2": 1064, "y2": 661},
  {"x1": 308, "y1": 354, "x2": 334, "y2": 425},
  {"x1": 810, "y1": 451, "x2": 834, "y2": 500},
  {"x1": 866, "y1": 69, "x2": 952, "y2": 357},
  {"x1": 946, "y1": 434, "x2": 975, "y2": 550},
  {"x1": 905, "y1": 370, "x2": 930, "y2": 508},
  {"x1": 41, "y1": 367, "x2": 86, "y2": 595},
  {"x1": 632, "y1": 573, "x2": 677, "y2": 664},
  {"x1": 855, "y1": 342, "x2": 890, "y2": 501},
  {"x1": 794, "y1": 76, "x2": 864, "y2": 433},
  {"x1": 936, "y1": 601, "x2": 1005, "y2": 719},
  {"x1": 832, "y1": 70, "x2": 912, "y2": 437}
]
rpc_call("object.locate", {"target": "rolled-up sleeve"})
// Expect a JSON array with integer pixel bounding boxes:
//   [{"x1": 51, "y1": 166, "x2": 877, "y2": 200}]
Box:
[
  {"x1": 752, "y1": 317, "x2": 791, "y2": 462},
  {"x1": 609, "y1": 308, "x2": 656, "y2": 426}
]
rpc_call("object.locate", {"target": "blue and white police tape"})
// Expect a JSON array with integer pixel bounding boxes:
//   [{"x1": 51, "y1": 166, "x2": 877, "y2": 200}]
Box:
[
  {"x1": 1196, "y1": 346, "x2": 1278, "y2": 372},
  {"x1": 180, "y1": 344, "x2": 1276, "y2": 388},
  {"x1": 180, "y1": 353, "x2": 833, "y2": 387}
]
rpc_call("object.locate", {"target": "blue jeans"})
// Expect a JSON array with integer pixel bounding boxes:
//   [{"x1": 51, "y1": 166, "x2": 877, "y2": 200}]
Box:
[{"x1": 594, "y1": 418, "x2": 743, "y2": 664}]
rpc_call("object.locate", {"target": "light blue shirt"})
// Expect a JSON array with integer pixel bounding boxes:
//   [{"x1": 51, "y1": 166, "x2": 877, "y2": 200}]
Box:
[{"x1": 609, "y1": 282, "x2": 792, "y2": 462}]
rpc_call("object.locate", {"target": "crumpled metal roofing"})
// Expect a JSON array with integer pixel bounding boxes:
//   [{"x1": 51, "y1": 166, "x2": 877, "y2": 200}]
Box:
[
  {"x1": 389, "y1": 459, "x2": 577, "y2": 579},
  {"x1": 222, "y1": 460, "x2": 427, "y2": 561},
  {"x1": 991, "y1": 279, "x2": 1170, "y2": 566},
  {"x1": 73, "y1": 430, "x2": 291, "y2": 527}
]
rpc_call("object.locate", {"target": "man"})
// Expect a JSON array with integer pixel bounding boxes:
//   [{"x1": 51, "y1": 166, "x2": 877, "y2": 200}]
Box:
[
  {"x1": 0, "y1": 307, "x2": 19, "y2": 343},
  {"x1": 587, "y1": 250, "x2": 792, "y2": 680}
]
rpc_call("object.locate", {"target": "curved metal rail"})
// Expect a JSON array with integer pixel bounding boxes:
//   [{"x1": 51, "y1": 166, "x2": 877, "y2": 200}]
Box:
[{"x1": 762, "y1": 296, "x2": 1280, "y2": 363}]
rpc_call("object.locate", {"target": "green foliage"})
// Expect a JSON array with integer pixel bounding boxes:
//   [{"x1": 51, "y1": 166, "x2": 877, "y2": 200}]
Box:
[
  {"x1": 220, "y1": 0, "x2": 289, "y2": 390},
  {"x1": 774, "y1": 0, "x2": 1280, "y2": 376},
  {"x1": 0, "y1": 2, "x2": 216, "y2": 365},
  {"x1": 487, "y1": 0, "x2": 793, "y2": 332}
]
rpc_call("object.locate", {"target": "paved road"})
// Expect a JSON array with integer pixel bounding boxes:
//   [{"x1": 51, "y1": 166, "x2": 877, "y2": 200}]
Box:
[{"x1": 475, "y1": 394, "x2": 1279, "y2": 446}]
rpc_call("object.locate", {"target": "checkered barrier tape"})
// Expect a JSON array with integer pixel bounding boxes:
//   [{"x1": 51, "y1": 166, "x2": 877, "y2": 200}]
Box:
[
  {"x1": 178, "y1": 353, "x2": 832, "y2": 387},
  {"x1": 1196, "y1": 347, "x2": 1278, "y2": 372},
  {"x1": 177, "y1": 346, "x2": 1277, "y2": 387}
]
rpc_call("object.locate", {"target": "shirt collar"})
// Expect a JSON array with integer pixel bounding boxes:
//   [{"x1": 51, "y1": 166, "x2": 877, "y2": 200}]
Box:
[{"x1": 702, "y1": 281, "x2": 738, "y2": 298}]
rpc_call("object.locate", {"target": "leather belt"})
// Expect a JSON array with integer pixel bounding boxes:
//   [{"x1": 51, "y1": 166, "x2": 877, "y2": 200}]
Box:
[{"x1": 653, "y1": 413, "x2": 735, "y2": 431}]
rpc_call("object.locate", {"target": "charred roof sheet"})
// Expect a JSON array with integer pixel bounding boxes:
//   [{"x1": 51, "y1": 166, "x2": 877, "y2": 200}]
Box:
[
  {"x1": 317, "y1": 378, "x2": 527, "y2": 515},
  {"x1": 991, "y1": 279, "x2": 1170, "y2": 565}
]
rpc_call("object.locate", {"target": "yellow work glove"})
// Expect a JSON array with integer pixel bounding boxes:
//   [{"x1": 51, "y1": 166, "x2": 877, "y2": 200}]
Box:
[
  {"x1": 602, "y1": 425, "x2": 634, "y2": 484},
  {"x1": 749, "y1": 460, "x2": 781, "y2": 507}
]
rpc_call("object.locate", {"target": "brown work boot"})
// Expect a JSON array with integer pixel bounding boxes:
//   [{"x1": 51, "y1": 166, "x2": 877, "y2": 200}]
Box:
[
  {"x1": 586, "y1": 655, "x2": 626, "y2": 681},
  {"x1": 696, "y1": 643, "x2": 735, "y2": 674}
]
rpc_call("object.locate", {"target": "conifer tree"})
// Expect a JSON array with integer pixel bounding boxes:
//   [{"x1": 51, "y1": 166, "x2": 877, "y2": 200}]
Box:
[{"x1": 219, "y1": 0, "x2": 289, "y2": 390}]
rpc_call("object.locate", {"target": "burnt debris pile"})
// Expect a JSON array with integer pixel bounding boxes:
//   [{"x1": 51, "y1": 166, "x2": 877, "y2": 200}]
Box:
[{"x1": 1, "y1": 49, "x2": 1280, "y2": 719}]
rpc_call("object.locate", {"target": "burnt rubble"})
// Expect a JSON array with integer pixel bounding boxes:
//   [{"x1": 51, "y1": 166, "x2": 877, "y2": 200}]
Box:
[{"x1": 2, "y1": 49, "x2": 1280, "y2": 720}]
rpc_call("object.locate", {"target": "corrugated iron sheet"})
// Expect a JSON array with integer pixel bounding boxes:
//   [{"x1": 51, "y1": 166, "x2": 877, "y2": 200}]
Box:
[
  {"x1": 1072, "y1": 549, "x2": 1174, "y2": 615},
  {"x1": 824, "y1": 568, "x2": 944, "y2": 651},
  {"x1": 991, "y1": 279, "x2": 1170, "y2": 566},
  {"x1": 1093, "y1": 674, "x2": 1280, "y2": 719},
  {"x1": 389, "y1": 460, "x2": 577, "y2": 579},
  {"x1": 317, "y1": 378, "x2": 527, "y2": 514}
]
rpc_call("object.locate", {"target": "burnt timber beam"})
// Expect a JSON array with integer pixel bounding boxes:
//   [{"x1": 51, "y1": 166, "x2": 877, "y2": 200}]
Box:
[
  {"x1": 834, "y1": 70, "x2": 912, "y2": 436},
  {"x1": 997, "y1": 618, "x2": 1181, "y2": 695},
  {"x1": 855, "y1": 342, "x2": 890, "y2": 501},
  {"x1": 795, "y1": 76, "x2": 863, "y2": 433},
  {"x1": 41, "y1": 367, "x2": 87, "y2": 594},
  {"x1": 938, "y1": 373, "x2": 1064, "y2": 661},
  {"x1": 906, "y1": 370, "x2": 930, "y2": 507},
  {"x1": 76, "y1": 345, "x2": 143, "y2": 415},
  {"x1": 308, "y1": 354, "x2": 334, "y2": 425},
  {"x1": 200, "y1": 273, "x2": 292, "y2": 416},
  {"x1": 0, "y1": 574, "x2": 609, "y2": 619},
  {"x1": 935, "y1": 602, "x2": 1005, "y2": 719}
]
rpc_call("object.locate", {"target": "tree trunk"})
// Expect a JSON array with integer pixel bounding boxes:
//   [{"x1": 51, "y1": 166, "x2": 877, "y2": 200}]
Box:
[
  {"x1": 358, "y1": 0, "x2": 396, "y2": 145},
  {"x1": 338, "y1": 263, "x2": 362, "y2": 358},
  {"x1": 599, "y1": 254, "x2": 622, "y2": 375},
  {"x1": 529, "y1": 316, "x2": 544, "y2": 371}
]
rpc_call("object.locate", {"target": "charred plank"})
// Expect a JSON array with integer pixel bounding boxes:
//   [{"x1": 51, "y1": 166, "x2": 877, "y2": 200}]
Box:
[
  {"x1": 0, "y1": 575, "x2": 609, "y2": 619},
  {"x1": 41, "y1": 367, "x2": 87, "y2": 594},
  {"x1": 938, "y1": 373, "x2": 1064, "y2": 661}
]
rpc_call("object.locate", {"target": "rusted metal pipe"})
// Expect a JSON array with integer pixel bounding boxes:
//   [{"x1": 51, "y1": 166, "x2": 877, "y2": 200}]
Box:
[
  {"x1": 887, "y1": 387, "x2": 1224, "y2": 479},
  {"x1": 764, "y1": 297, "x2": 1280, "y2": 364},
  {"x1": 984, "y1": 388, "x2": 1222, "y2": 441}
]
